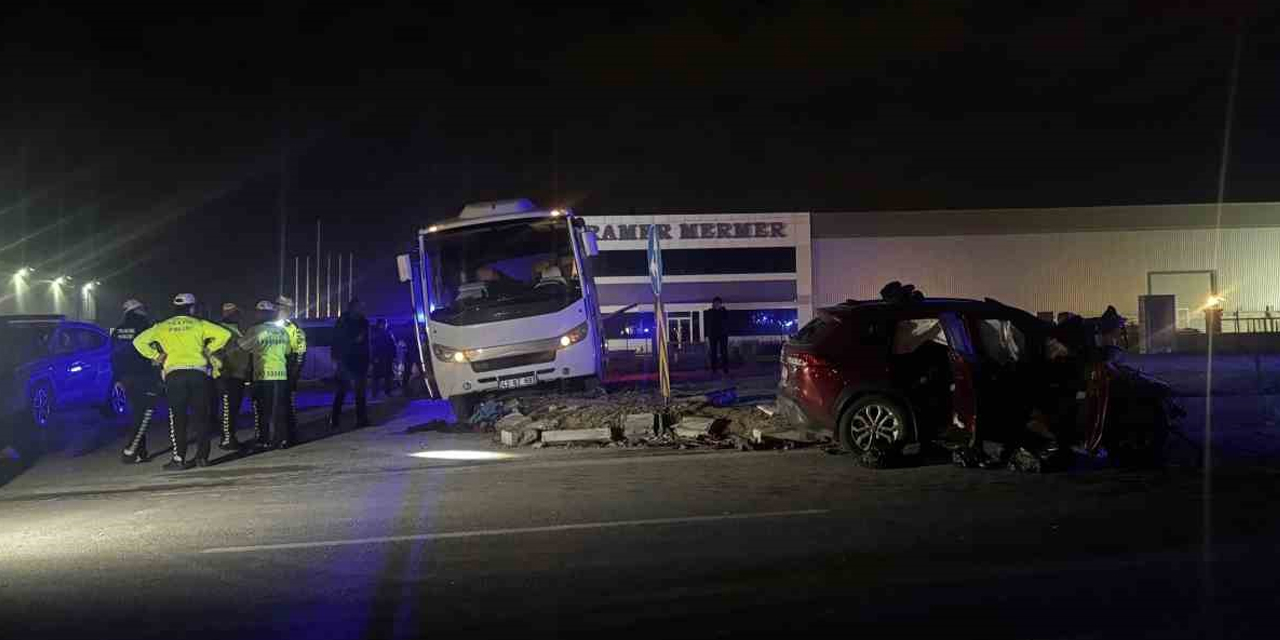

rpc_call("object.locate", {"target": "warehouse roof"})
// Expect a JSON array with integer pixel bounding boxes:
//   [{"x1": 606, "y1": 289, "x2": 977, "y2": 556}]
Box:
[{"x1": 812, "y1": 202, "x2": 1280, "y2": 238}]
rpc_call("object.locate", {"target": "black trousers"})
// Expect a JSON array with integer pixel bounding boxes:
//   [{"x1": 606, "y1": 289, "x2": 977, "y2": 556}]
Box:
[
  {"x1": 285, "y1": 371, "x2": 299, "y2": 434},
  {"x1": 332, "y1": 362, "x2": 369, "y2": 426},
  {"x1": 219, "y1": 377, "x2": 247, "y2": 444},
  {"x1": 122, "y1": 375, "x2": 162, "y2": 456},
  {"x1": 165, "y1": 370, "x2": 214, "y2": 462},
  {"x1": 253, "y1": 380, "x2": 289, "y2": 445},
  {"x1": 708, "y1": 336, "x2": 730, "y2": 373},
  {"x1": 371, "y1": 358, "x2": 393, "y2": 397}
]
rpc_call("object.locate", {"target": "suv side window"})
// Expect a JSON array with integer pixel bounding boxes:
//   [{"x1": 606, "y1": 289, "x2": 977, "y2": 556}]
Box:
[
  {"x1": 53, "y1": 330, "x2": 78, "y2": 355},
  {"x1": 978, "y1": 318, "x2": 1027, "y2": 364},
  {"x1": 73, "y1": 329, "x2": 107, "y2": 351},
  {"x1": 856, "y1": 315, "x2": 891, "y2": 347},
  {"x1": 892, "y1": 317, "x2": 948, "y2": 354}
]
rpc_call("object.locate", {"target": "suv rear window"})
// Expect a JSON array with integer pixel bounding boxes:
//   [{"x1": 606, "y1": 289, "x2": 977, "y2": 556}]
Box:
[{"x1": 792, "y1": 318, "x2": 831, "y2": 344}]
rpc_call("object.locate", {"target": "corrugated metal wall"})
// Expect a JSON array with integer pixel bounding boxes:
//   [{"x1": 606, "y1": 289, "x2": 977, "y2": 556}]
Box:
[{"x1": 813, "y1": 227, "x2": 1280, "y2": 319}]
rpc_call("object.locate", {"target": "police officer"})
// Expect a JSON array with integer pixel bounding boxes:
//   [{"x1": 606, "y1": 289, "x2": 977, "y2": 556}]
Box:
[
  {"x1": 275, "y1": 296, "x2": 306, "y2": 437},
  {"x1": 240, "y1": 300, "x2": 296, "y2": 450},
  {"x1": 213, "y1": 303, "x2": 252, "y2": 451},
  {"x1": 133, "y1": 293, "x2": 232, "y2": 470},
  {"x1": 113, "y1": 299, "x2": 163, "y2": 464}
]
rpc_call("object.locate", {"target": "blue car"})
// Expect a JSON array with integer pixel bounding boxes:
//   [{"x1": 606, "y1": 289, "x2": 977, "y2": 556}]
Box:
[{"x1": 1, "y1": 315, "x2": 126, "y2": 439}]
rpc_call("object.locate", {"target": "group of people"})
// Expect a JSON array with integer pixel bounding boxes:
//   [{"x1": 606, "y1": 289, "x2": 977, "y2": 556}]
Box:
[{"x1": 111, "y1": 293, "x2": 309, "y2": 470}]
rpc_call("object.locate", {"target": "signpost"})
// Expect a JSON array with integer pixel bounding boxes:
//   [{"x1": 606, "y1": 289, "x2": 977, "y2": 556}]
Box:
[{"x1": 648, "y1": 226, "x2": 671, "y2": 402}]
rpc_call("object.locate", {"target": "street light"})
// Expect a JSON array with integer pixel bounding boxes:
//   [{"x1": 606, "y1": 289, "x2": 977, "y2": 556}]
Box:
[
  {"x1": 14, "y1": 266, "x2": 33, "y2": 279},
  {"x1": 82, "y1": 281, "x2": 99, "y2": 294},
  {"x1": 53, "y1": 276, "x2": 69, "y2": 287}
]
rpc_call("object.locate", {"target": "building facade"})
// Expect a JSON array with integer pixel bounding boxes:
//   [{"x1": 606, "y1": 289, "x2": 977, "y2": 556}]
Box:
[
  {"x1": 581, "y1": 212, "x2": 813, "y2": 352},
  {"x1": 585, "y1": 203, "x2": 1280, "y2": 353},
  {"x1": 810, "y1": 202, "x2": 1280, "y2": 334}
]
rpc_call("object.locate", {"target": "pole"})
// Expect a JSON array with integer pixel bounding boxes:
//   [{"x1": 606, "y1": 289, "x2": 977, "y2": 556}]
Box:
[
  {"x1": 1203, "y1": 26, "x2": 1243, "y2": 618},
  {"x1": 656, "y1": 297, "x2": 671, "y2": 403},
  {"x1": 326, "y1": 253, "x2": 333, "y2": 317},
  {"x1": 349, "y1": 252, "x2": 354, "y2": 297},
  {"x1": 277, "y1": 143, "x2": 288, "y2": 297},
  {"x1": 294, "y1": 256, "x2": 300, "y2": 316},
  {"x1": 316, "y1": 219, "x2": 322, "y2": 319},
  {"x1": 336, "y1": 253, "x2": 343, "y2": 309},
  {"x1": 304, "y1": 256, "x2": 311, "y2": 319}
]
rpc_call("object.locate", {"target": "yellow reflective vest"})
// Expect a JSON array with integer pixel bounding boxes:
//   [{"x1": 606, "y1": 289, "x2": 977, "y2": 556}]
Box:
[
  {"x1": 283, "y1": 319, "x2": 307, "y2": 355},
  {"x1": 239, "y1": 322, "x2": 295, "y2": 382},
  {"x1": 133, "y1": 315, "x2": 232, "y2": 378}
]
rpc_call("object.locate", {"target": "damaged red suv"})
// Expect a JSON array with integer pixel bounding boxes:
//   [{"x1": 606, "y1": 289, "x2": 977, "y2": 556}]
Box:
[{"x1": 778, "y1": 292, "x2": 1179, "y2": 468}]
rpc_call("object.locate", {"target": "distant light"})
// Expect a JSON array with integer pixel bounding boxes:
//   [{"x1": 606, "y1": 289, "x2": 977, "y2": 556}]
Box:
[
  {"x1": 14, "y1": 267, "x2": 33, "y2": 279},
  {"x1": 549, "y1": 209, "x2": 564, "y2": 217},
  {"x1": 82, "y1": 282, "x2": 96, "y2": 293},
  {"x1": 426, "y1": 225, "x2": 440, "y2": 233},
  {"x1": 409, "y1": 450, "x2": 514, "y2": 461},
  {"x1": 69, "y1": 364, "x2": 84, "y2": 373},
  {"x1": 52, "y1": 276, "x2": 67, "y2": 287},
  {"x1": 416, "y1": 312, "x2": 426, "y2": 323},
  {"x1": 1205, "y1": 295, "x2": 1227, "y2": 310}
]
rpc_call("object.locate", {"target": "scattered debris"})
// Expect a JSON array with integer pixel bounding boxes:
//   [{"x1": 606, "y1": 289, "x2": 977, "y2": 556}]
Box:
[
  {"x1": 467, "y1": 401, "x2": 507, "y2": 430},
  {"x1": 455, "y1": 383, "x2": 822, "y2": 452},
  {"x1": 541, "y1": 427, "x2": 613, "y2": 445}
]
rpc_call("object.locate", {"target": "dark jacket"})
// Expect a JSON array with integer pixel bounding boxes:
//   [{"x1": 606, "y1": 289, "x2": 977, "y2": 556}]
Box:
[
  {"x1": 371, "y1": 326, "x2": 396, "y2": 362},
  {"x1": 705, "y1": 306, "x2": 729, "y2": 339},
  {"x1": 333, "y1": 312, "x2": 370, "y2": 369},
  {"x1": 111, "y1": 311, "x2": 160, "y2": 381}
]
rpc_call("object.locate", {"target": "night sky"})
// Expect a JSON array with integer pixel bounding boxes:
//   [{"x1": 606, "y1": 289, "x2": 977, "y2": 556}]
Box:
[{"x1": 1, "y1": 2, "x2": 1275, "y2": 318}]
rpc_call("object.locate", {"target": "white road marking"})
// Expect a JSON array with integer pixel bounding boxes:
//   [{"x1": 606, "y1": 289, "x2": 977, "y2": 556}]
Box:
[{"x1": 200, "y1": 509, "x2": 830, "y2": 555}]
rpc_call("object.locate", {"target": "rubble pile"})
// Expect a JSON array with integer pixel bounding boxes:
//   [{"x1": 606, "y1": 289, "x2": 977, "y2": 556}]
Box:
[{"x1": 466, "y1": 386, "x2": 826, "y2": 451}]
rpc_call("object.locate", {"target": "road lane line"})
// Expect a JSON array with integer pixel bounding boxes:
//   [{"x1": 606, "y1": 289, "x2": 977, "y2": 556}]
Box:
[{"x1": 200, "y1": 509, "x2": 830, "y2": 554}]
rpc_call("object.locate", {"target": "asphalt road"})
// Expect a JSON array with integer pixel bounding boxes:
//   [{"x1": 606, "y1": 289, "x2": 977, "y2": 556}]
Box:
[{"x1": 2, "y1": 397, "x2": 1280, "y2": 640}]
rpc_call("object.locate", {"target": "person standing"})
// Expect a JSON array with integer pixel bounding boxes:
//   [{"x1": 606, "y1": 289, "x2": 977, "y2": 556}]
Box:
[
  {"x1": 132, "y1": 294, "x2": 231, "y2": 470},
  {"x1": 213, "y1": 303, "x2": 251, "y2": 451},
  {"x1": 370, "y1": 318, "x2": 396, "y2": 398},
  {"x1": 704, "y1": 296, "x2": 730, "y2": 375},
  {"x1": 113, "y1": 299, "x2": 163, "y2": 464},
  {"x1": 240, "y1": 301, "x2": 295, "y2": 450},
  {"x1": 330, "y1": 297, "x2": 370, "y2": 430},
  {"x1": 275, "y1": 296, "x2": 306, "y2": 438}
]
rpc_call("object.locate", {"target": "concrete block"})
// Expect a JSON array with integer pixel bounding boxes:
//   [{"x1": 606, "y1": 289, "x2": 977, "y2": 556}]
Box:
[
  {"x1": 678, "y1": 416, "x2": 716, "y2": 434},
  {"x1": 620, "y1": 413, "x2": 656, "y2": 440},
  {"x1": 519, "y1": 428, "x2": 541, "y2": 446},
  {"x1": 496, "y1": 411, "x2": 531, "y2": 431},
  {"x1": 500, "y1": 430, "x2": 519, "y2": 447},
  {"x1": 754, "y1": 428, "x2": 826, "y2": 445},
  {"x1": 541, "y1": 427, "x2": 613, "y2": 444},
  {"x1": 675, "y1": 426, "x2": 707, "y2": 439}
]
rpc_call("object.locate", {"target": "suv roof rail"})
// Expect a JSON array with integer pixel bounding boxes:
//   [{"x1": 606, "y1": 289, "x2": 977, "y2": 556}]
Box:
[{"x1": 1, "y1": 314, "x2": 66, "y2": 322}]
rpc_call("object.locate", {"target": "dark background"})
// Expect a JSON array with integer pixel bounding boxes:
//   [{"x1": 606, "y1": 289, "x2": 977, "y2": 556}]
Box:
[{"x1": 0, "y1": 2, "x2": 1274, "y2": 318}]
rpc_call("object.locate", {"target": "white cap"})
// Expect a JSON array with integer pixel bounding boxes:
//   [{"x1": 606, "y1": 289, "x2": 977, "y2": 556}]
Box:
[
  {"x1": 173, "y1": 293, "x2": 197, "y2": 306},
  {"x1": 221, "y1": 302, "x2": 239, "y2": 314},
  {"x1": 275, "y1": 295, "x2": 295, "y2": 308},
  {"x1": 123, "y1": 299, "x2": 145, "y2": 313},
  {"x1": 256, "y1": 300, "x2": 277, "y2": 311}
]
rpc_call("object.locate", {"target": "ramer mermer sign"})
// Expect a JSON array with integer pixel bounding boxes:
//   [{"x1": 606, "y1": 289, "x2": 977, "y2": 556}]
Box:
[{"x1": 586, "y1": 221, "x2": 788, "y2": 242}]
